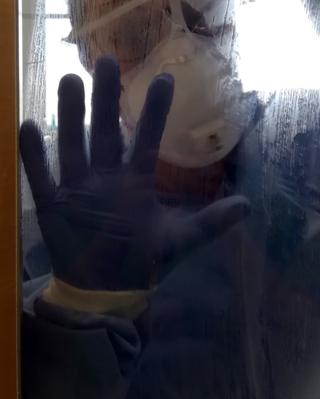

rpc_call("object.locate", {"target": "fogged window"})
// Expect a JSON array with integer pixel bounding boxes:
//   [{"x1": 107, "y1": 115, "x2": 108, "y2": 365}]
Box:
[{"x1": 20, "y1": 1, "x2": 320, "y2": 399}]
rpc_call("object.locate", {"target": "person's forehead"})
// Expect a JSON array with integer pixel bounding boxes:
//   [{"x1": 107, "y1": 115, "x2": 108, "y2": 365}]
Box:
[
  {"x1": 69, "y1": 0, "x2": 236, "y2": 19},
  {"x1": 67, "y1": 0, "x2": 237, "y2": 49},
  {"x1": 72, "y1": 0, "x2": 150, "y2": 15},
  {"x1": 69, "y1": 0, "x2": 164, "y2": 32}
]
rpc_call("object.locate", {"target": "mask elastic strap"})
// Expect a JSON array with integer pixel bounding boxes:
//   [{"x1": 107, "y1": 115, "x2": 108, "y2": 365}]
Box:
[{"x1": 169, "y1": 0, "x2": 189, "y2": 32}]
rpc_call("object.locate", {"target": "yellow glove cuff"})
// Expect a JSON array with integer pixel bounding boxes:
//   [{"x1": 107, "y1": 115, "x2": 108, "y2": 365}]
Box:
[{"x1": 42, "y1": 277, "x2": 152, "y2": 318}]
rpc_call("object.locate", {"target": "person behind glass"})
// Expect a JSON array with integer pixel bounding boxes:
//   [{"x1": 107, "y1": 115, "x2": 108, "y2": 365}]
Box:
[
  {"x1": 64, "y1": 3, "x2": 320, "y2": 399},
  {"x1": 20, "y1": 2, "x2": 266, "y2": 399},
  {"x1": 64, "y1": 4, "x2": 264, "y2": 394}
]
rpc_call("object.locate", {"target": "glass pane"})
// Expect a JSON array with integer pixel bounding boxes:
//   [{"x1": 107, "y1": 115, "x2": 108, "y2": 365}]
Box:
[{"x1": 20, "y1": 1, "x2": 320, "y2": 398}]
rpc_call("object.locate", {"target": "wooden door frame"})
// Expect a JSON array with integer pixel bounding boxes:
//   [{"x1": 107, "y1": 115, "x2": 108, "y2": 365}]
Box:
[{"x1": 0, "y1": 1, "x2": 19, "y2": 398}]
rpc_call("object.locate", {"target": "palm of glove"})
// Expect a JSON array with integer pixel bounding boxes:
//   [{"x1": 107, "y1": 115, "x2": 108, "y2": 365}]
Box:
[
  {"x1": 37, "y1": 166, "x2": 178, "y2": 290},
  {"x1": 20, "y1": 56, "x2": 249, "y2": 291}
]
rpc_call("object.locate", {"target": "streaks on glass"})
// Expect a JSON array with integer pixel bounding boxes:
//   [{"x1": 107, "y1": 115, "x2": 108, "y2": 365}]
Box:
[
  {"x1": 21, "y1": 0, "x2": 92, "y2": 278},
  {"x1": 20, "y1": 2, "x2": 320, "y2": 399}
]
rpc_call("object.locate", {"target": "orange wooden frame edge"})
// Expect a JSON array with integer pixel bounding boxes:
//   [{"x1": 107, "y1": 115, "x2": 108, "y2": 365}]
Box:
[{"x1": 0, "y1": 1, "x2": 19, "y2": 398}]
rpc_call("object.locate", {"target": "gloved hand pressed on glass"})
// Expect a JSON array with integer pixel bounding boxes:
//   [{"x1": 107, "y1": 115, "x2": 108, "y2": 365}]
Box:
[{"x1": 20, "y1": 55, "x2": 250, "y2": 291}]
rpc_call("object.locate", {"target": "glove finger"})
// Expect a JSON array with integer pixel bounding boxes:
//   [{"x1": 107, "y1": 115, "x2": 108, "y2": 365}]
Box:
[
  {"x1": 91, "y1": 56, "x2": 122, "y2": 172},
  {"x1": 131, "y1": 73, "x2": 174, "y2": 176},
  {"x1": 20, "y1": 120, "x2": 56, "y2": 208},
  {"x1": 191, "y1": 195, "x2": 251, "y2": 239},
  {"x1": 162, "y1": 196, "x2": 250, "y2": 269},
  {"x1": 58, "y1": 74, "x2": 89, "y2": 186}
]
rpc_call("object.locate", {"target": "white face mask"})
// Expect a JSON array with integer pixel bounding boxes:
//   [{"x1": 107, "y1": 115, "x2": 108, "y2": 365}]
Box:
[
  {"x1": 79, "y1": 0, "x2": 258, "y2": 168},
  {"x1": 121, "y1": 25, "x2": 258, "y2": 167}
]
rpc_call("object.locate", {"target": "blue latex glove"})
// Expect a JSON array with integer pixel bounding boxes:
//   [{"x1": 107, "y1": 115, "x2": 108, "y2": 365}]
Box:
[{"x1": 20, "y1": 55, "x2": 250, "y2": 291}]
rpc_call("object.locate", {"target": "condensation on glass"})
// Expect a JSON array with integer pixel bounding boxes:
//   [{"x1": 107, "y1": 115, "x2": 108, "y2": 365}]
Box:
[{"x1": 20, "y1": 1, "x2": 320, "y2": 398}]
